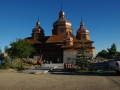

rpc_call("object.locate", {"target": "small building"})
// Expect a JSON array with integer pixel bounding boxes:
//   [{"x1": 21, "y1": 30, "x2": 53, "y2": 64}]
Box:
[
  {"x1": 25, "y1": 8, "x2": 95, "y2": 63},
  {"x1": 2, "y1": 52, "x2": 7, "y2": 57}
]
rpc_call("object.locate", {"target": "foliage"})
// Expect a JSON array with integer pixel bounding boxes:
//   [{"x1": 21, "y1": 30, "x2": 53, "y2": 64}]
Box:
[
  {"x1": 96, "y1": 50, "x2": 108, "y2": 58},
  {"x1": 8, "y1": 38, "x2": 35, "y2": 68},
  {"x1": 8, "y1": 38, "x2": 34, "y2": 58},
  {"x1": 0, "y1": 48, "x2": 2, "y2": 55},
  {"x1": 0, "y1": 56, "x2": 11, "y2": 69},
  {"x1": 97, "y1": 43, "x2": 120, "y2": 59},
  {"x1": 75, "y1": 40, "x2": 89, "y2": 70},
  {"x1": 107, "y1": 43, "x2": 117, "y2": 59},
  {"x1": 115, "y1": 51, "x2": 120, "y2": 56},
  {"x1": 4, "y1": 46, "x2": 9, "y2": 52},
  {"x1": 0, "y1": 48, "x2": 2, "y2": 60}
]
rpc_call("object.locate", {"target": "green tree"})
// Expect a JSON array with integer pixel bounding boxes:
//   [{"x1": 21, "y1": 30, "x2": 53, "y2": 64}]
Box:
[
  {"x1": 107, "y1": 43, "x2": 117, "y2": 59},
  {"x1": 96, "y1": 50, "x2": 108, "y2": 58},
  {"x1": 115, "y1": 51, "x2": 120, "y2": 56},
  {"x1": 1, "y1": 56, "x2": 11, "y2": 69},
  {"x1": 4, "y1": 46, "x2": 9, "y2": 52},
  {"x1": 8, "y1": 38, "x2": 34, "y2": 68},
  {"x1": 75, "y1": 40, "x2": 89, "y2": 70},
  {"x1": 0, "y1": 48, "x2": 2, "y2": 55},
  {"x1": 0, "y1": 48, "x2": 2, "y2": 60}
]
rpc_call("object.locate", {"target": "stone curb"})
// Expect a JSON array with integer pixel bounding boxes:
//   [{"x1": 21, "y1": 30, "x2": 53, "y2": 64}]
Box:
[{"x1": 22, "y1": 65, "x2": 58, "y2": 75}]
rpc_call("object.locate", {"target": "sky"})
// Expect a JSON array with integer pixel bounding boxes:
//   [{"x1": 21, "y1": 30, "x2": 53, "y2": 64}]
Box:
[{"x1": 0, "y1": 0, "x2": 120, "y2": 54}]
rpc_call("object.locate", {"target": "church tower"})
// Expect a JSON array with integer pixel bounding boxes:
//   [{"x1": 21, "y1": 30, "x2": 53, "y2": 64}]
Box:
[
  {"x1": 52, "y1": 4, "x2": 73, "y2": 35},
  {"x1": 31, "y1": 17, "x2": 45, "y2": 40},
  {"x1": 76, "y1": 18, "x2": 95, "y2": 57},
  {"x1": 76, "y1": 18, "x2": 90, "y2": 41}
]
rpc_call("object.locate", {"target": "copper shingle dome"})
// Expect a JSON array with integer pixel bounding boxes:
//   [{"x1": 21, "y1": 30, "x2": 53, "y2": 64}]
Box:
[
  {"x1": 32, "y1": 21, "x2": 44, "y2": 33},
  {"x1": 77, "y1": 21, "x2": 89, "y2": 35},
  {"x1": 53, "y1": 9, "x2": 72, "y2": 27}
]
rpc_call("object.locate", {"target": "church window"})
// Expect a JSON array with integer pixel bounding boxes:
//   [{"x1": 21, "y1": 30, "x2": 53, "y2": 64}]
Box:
[
  {"x1": 36, "y1": 34, "x2": 38, "y2": 39},
  {"x1": 60, "y1": 29, "x2": 64, "y2": 33},
  {"x1": 82, "y1": 35, "x2": 86, "y2": 39}
]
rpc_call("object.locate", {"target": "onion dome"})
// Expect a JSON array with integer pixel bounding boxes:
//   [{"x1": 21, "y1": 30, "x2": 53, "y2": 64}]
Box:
[
  {"x1": 64, "y1": 31, "x2": 73, "y2": 41},
  {"x1": 53, "y1": 9, "x2": 72, "y2": 27},
  {"x1": 77, "y1": 18, "x2": 89, "y2": 35},
  {"x1": 32, "y1": 19, "x2": 44, "y2": 33}
]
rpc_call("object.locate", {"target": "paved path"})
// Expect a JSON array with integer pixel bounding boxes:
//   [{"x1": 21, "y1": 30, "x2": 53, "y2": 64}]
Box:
[
  {"x1": 0, "y1": 71, "x2": 120, "y2": 90},
  {"x1": 0, "y1": 63, "x2": 120, "y2": 90},
  {"x1": 22, "y1": 63, "x2": 63, "y2": 74}
]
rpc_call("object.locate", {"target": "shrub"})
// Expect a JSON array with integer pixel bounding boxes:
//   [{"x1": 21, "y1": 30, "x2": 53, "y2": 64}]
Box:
[{"x1": 0, "y1": 56, "x2": 11, "y2": 69}]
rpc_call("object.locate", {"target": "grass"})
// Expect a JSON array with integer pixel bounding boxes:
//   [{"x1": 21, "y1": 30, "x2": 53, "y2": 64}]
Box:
[
  {"x1": 70, "y1": 68, "x2": 116, "y2": 74},
  {"x1": 96, "y1": 70, "x2": 116, "y2": 73}
]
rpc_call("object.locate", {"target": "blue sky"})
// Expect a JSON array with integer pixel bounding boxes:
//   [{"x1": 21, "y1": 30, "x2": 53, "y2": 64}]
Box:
[{"x1": 0, "y1": 0, "x2": 120, "y2": 54}]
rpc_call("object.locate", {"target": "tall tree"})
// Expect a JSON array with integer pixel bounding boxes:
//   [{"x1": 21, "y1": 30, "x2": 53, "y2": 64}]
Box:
[
  {"x1": 96, "y1": 50, "x2": 108, "y2": 58},
  {"x1": 115, "y1": 51, "x2": 120, "y2": 56},
  {"x1": 107, "y1": 43, "x2": 117, "y2": 59},
  {"x1": 75, "y1": 40, "x2": 89, "y2": 70},
  {"x1": 8, "y1": 38, "x2": 34, "y2": 68},
  {"x1": 0, "y1": 48, "x2": 3, "y2": 66},
  {"x1": 0, "y1": 48, "x2": 2, "y2": 55},
  {"x1": 4, "y1": 46, "x2": 9, "y2": 52}
]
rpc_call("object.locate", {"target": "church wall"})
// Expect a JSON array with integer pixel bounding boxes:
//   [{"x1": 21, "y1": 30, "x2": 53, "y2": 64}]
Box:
[
  {"x1": 87, "y1": 48, "x2": 95, "y2": 57},
  {"x1": 86, "y1": 34, "x2": 90, "y2": 40},
  {"x1": 91, "y1": 49, "x2": 96, "y2": 57},
  {"x1": 63, "y1": 50, "x2": 77, "y2": 64}
]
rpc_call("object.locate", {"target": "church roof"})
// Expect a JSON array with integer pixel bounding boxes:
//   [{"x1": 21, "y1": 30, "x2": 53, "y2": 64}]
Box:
[
  {"x1": 32, "y1": 22, "x2": 44, "y2": 33},
  {"x1": 75, "y1": 46, "x2": 95, "y2": 49},
  {"x1": 25, "y1": 39, "x2": 42, "y2": 44},
  {"x1": 25, "y1": 36, "x2": 50, "y2": 43},
  {"x1": 64, "y1": 31, "x2": 73, "y2": 41},
  {"x1": 46, "y1": 32, "x2": 78, "y2": 43},
  {"x1": 77, "y1": 19, "x2": 89, "y2": 35},
  {"x1": 53, "y1": 9, "x2": 72, "y2": 28},
  {"x1": 32, "y1": 17, "x2": 44, "y2": 34}
]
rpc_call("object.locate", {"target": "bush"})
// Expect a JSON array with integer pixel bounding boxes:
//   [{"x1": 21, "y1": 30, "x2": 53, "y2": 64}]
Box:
[
  {"x1": 0, "y1": 56, "x2": 11, "y2": 69},
  {"x1": 10, "y1": 58, "x2": 21, "y2": 68}
]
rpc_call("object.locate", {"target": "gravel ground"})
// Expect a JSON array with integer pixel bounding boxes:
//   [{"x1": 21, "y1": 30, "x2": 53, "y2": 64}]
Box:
[{"x1": 0, "y1": 70, "x2": 120, "y2": 90}]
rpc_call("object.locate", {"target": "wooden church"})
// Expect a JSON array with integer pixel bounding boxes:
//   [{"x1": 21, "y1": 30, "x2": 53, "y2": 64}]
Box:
[{"x1": 25, "y1": 8, "x2": 95, "y2": 63}]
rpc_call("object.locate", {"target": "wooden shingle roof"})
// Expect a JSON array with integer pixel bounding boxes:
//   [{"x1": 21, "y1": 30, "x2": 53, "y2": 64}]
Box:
[
  {"x1": 46, "y1": 32, "x2": 78, "y2": 43},
  {"x1": 25, "y1": 39, "x2": 42, "y2": 44},
  {"x1": 25, "y1": 36, "x2": 50, "y2": 44}
]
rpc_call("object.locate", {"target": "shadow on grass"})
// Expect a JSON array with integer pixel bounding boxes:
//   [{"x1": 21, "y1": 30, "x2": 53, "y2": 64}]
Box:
[{"x1": 49, "y1": 69, "x2": 120, "y2": 76}]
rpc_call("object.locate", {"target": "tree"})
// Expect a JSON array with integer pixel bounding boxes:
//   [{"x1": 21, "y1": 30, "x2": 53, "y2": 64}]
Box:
[
  {"x1": 96, "y1": 50, "x2": 108, "y2": 58},
  {"x1": 4, "y1": 46, "x2": 9, "y2": 52},
  {"x1": 75, "y1": 40, "x2": 89, "y2": 70},
  {"x1": 0, "y1": 48, "x2": 2, "y2": 65},
  {"x1": 115, "y1": 51, "x2": 120, "y2": 56},
  {"x1": 107, "y1": 43, "x2": 117, "y2": 59},
  {"x1": 1, "y1": 56, "x2": 11, "y2": 69},
  {"x1": 0, "y1": 47, "x2": 2, "y2": 55},
  {"x1": 8, "y1": 38, "x2": 34, "y2": 68}
]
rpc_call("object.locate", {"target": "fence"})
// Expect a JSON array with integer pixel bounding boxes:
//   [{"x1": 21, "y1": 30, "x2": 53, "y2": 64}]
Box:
[{"x1": 64, "y1": 63, "x2": 74, "y2": 69}]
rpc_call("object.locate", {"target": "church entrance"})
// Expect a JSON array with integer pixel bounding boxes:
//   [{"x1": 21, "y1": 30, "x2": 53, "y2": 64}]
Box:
[{"x1": 49, "y1": 57, "x2": 63, "y2": 63}]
